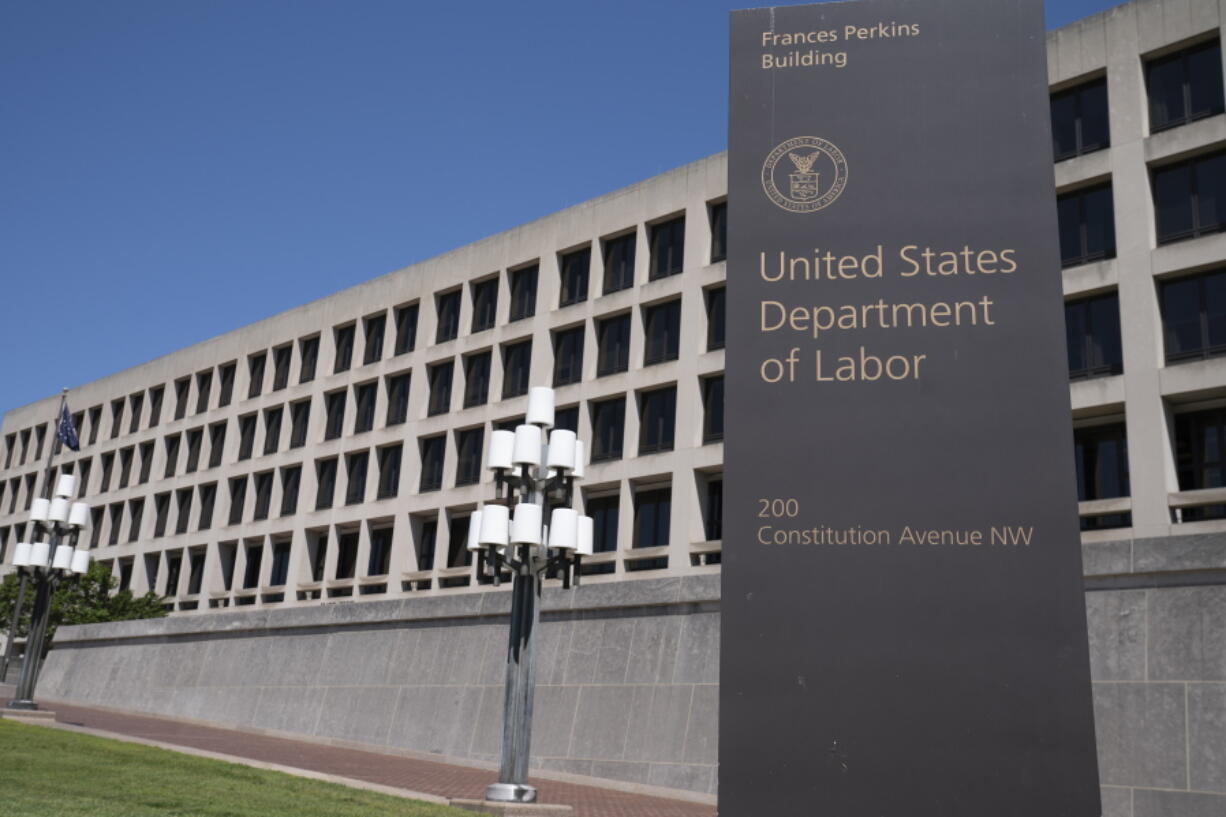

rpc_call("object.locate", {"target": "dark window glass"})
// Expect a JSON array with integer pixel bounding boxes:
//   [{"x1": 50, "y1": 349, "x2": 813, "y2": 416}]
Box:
[
  {"x1": 643, "y1": 300, "x2": 681, "y2": 365},
  {"x1": 472, "y1": 279, "x2": 499, "y2": 332},
  {"x1": 208, "y1": 422, "x2": 226, "y2": 468},
  {"x1": 253, "y1": 471, "x2": 273, "y2": 521},
  {"x1": 308, "y1": 532, "x2": 328, "y2": 582},
  {"x1": 118, "y1": 559, "x2": 132, "y2": 590},
  {"x1": 217, "y1": 363, "x2": 236, "y2": 408},
  {"x1": 1051, "y1": 78, "x2": 1110, "y2": 160},
  {"x1": 368, "y1": 528, "x2": 393, "y2": 576},
  {"x1": 703, "y1": 376, "x2": 725, "y2": 442},
  {"x1": 1154, "y1": 150, "x2": 1226, "y2": 244},
  {"x1": 243, "y1": 544, "x2": 263, "y2": 589},
  {"x1": 639, "y1": 386, "x2": 676, "y2": 454},
  {"x1": 394, "y1": 303, "x2": 419, "y2": 355},
  {"x1": 198, "y1": 484, "x2": 215, "y2": 530},
  {"x1": 464, "y1": 352, "x2": 491, "y2": 408},
  {"x1": 248, "y1": 353, "x2": 266, "y2": 399},
  {"x1": 154, "y1": 493, "x2": 170, "y2": 537},
  {"x1": 456, "y1": 428, "x2": 483, "y2": 487},
  {"x1": 436, "y1": 290, "x2": 461, "y2": 343},
  {"x1": 448, "y1": 516, "x2": 473, "y2": 569},
  {"x1": 187, "y1": 375, "x2": 207, "y2": 418},
  {"x1": 420, "y1": 436, "x2": 445, "y2": 492},
  {"x1": 1066, "y1": 293, "x2": 1124, "y2": 378},
  {"x1": 649, "y1": 217, "x2": 685, "y2": 280},
  {"x1": 138, "y1": 441, "x2": 154, "y2": 484},
  {"x1": 172, "y1": 488, "x2": 192, "y2": 535},
  {"x1": 280, "y1": 466, "x2": 301, "y2": 516},
  {"x1": 315, "y1": 458, "x2": 337, "y2": 510},
  {"x1": 184, "y1": 430, "x2": 202, "y2": 474},
  {"x1": 129, "y1": 393, "x2": 144, "y2": 433},
  {"x1": 269, "y1": 541, "x2": 291, "y2": 587},
  {"x1": 227, "y1": 478, "x2": 246, "y2": 525},
  {"x1": 1176, "y1": 408, "x2": 1226, "y2": 520},
  {"x1": 588, "y1": 495, "x2": 619, "y2": 553},
  {"x1": 148, "y1": 387, "x2": 164, "y2": 427},
  {"x1": 560, "y1": 248, "x2": 590, "y2": 306},
  {"x1": 1074, "y1": 423, "x2": 1130, "y2": 530},
  {"x1": 386, "y1": 373, "x2": 411, "y2": 425},
  {"x1": 1147, "y1": 40, "x2": 1225, "y2": 132},
  {"x1": 333, "y1": 324, "x2": 355, "y2": 374},
  {"x1": 553, "y1": 326, "x2": 585, "y2": 386},
  {"x1": 77, "y1": 459, "x2": 91, "y2": 497},
  {"x1": 88, "y1": 406, "x2": 102, "y2": 445},
  {"x1": 709, "y1": 202, "x2": 728, "y2": 262},
  {"x1": 377, "y1": 444, "x2": 402, "y2": 499},
  {"x1": 164, "y1": 551, "x2": 182, "y2": 595},
  {"x1": 597, "y1": 314, "x2": 631, "y2": 376},
  {"x1": 272, "y1": 344, "x2": 292, "y2": 390},
  {"x1": 705, "y1": 479, "x2": 724, "y2": 541},
  {"x1": 706, "y1": 288, "x2": 726, "y2": 350},
  {"x1": 554, "y1": 406, "x2": 579, "y2": 433},
  {"x1": 428, "y1": 360, "x2": 454, "y2": 416},
  {"x1": 187, "y1": 551, "x2": 206, "y2": 595},
  {"x1": 127, "y1": 499, "x2": 143, "y2": 543},
  {"x1": 237, "y1": 414, "x2": 256, "y2": 461},
  {"x1": 117, "y1": 446, "x2": 133, "y2": 488},
  {"x1": 299, "y1": 337, "x2": 319, "y2": 384},
  {"x1": 163, "y1": 435, "x2": 179, "y2": 479},
  {"x1": 590, "y1": 397, "x2": 625, "y2": 462},
  {"x1": 1057, "y1": 183, "x2": 1116, "y2": 267},
  {"x1": 502, "y1": 341, "x2": 532, "y2": 398},
  {"x1": 417, "y1": 520, "x2": 437, "y2": 571},
  {"x1": 602, "y1": 233, "x2": 636, "y2": 294},
  {"x1": 324, "y1": 390, "x2": 346, "y2": 440},
  {"x1": 1161, "y1": 269, "x2": 1226, "y2": 362},
  {"x1": 263, "y1": 407, "x2": 283, "y2": 455},
  {"x1": 354, "y1": 382, "x2": 377, "y2": 433},
  {"x1": 289, "y1": 400, "x2": 310, "y2": 448},
  {"x1": 173, "y1": 379, "x2": 189, "y2": 420},
  {"x1": 336, "y1": 531, "x2": 359, "y2": 580},
  {"x1": 363, "y1": 313, "x2": 386, "y2": 365},
  {"x1": 634, "y1": 487, "x2": 672, "y2": 550},
  {"x1": 509, "y1": 265, "x2": 538, "y2": 321},
  {"x1": 345, "y1": 451, "x2": 369, "y2": 505},
  {"x1": 110, "y1": 399, "x2": 124, "y2": 439},
  {"x1": 108, "y1": 503, "x2": 123, "y2": 545}
]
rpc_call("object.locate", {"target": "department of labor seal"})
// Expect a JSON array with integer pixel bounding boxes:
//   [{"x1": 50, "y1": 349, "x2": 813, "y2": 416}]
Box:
[{"x1": 761, "y1": 136, "x2": 848, "y2": 213}]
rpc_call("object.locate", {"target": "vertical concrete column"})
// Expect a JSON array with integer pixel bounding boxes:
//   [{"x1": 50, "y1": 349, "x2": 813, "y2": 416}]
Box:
[
  {"x1": 284, "y1": 530, "x2": 308, "y2": 598},
  {"x1": 633, "y1": 225, "x2": 648, "y2": 289},
  {"x1": 615, "y1": 479, "x2": 635, "y2": 575},
  {"x1": 356, "y1": 521, "x2": 373, "y2": 579},
  {"x1": 668, "y1": 466, "x2": 695, "y2": 571},
  {"x1": 591, "y1": 235, "x2": 608, "y2": 298},
  {"x1": 322, "y1": 526, "x2": 340, "y2": 583}
]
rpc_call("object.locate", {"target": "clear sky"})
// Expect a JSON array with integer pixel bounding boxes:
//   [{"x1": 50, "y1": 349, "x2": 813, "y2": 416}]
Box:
[{"x1": 1, "y1": 0, "x2": 1124, "y2": 416}]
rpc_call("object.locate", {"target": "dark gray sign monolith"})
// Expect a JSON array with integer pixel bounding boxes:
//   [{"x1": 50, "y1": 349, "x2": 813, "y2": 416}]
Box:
[{"x1": 722, "y1": 1, "x2": 1102, "y2": 814}]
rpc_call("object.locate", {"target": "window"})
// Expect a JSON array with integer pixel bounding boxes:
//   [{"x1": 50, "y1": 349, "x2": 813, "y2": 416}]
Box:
[
  {"x1": 1162, "y1": 269, "x2": 1226, "y2": 362},
  {"x1": 248, "y1": 353, "x2": 266, "y2": 399},
  {"x1": 420, "y1": 435, "x2": 445, "y2": 492},
  {"x1": 638, "y1": 386, "x2": 676, "y2": 454},
  {"x1": 472, "y1": 278, "x2": 499, "y2": 332},
  {"x1": 603, "y1": 232, "x2": 636, "y2": 294},
  {"x1": 237, "y1": 414, "x2": 256, "y2": 461},
  {"x1": 1176, "y1": 407, "x2": 1226, "y2": 520},
  {"x1": 148, "y1": 386, "x2": 164, "y2": 427},
  {"x1": 502, "y1": 340, "x2": 532, "y2": 398},
  {"x1": 324, "y1": 390, "x2": 346, "y2": 440},
  {"x1": 709, "y1": 201, "x2": 727, "y2": 262},
  {"x1": 554, "y1": 405, "x2": 579, "y2": 433},
  {"x1": 590, "y1": 397, "x2": 625, "y2": 462},
  {"x1": 633, "y1": 487, "x2": 671, "y2": 565},
  {"x1": 1146, "y1": 39, "x2": 1224, "y2": 133},
  {"x1": 115, "y1": 446, "x2": 132, "y2": 489},
  {"x1": 88, "y1": 405, "x2": 102, "y2": 445},
  {"x1": 1066, "y1": 293, "x2": 1123, "y2": 378},
  {"x1": 164, "y1": 551, "x2": 182, "y2": 595},
  {"x1": 173, "y1": 378, "x2": 190, "y2": 420},
  {"x1": 289, "y1": 400, "x2": 310, "y2": 448},
  {"x1": 597, "y1": 313, "x2": 631, "y2": 376},
  {"x1": 299, "y1": 336, "x2": 319, "y2": 383},
  {"x1": 354, "y1": 382, "x2": 377, "y2": 433},
  {"x1": 198, "y1": 483, "x2": 216, "y2": 531},
  {"x1": 706, "y1": 288, "x2": 720, "y2": 348},
  {"x1": 394, "y1": 303, "x2": 418, "y2": 355},
  {"x1": 163, "y1": 435, "x2": 180, "y2": 479},
  {"x1": 386, "y1": 373, "x2": 411, "y2": 426},
  {"x1": 227, "y1": 478, "x2": 246, "y2": 525},
  {"x1": 649, "y1": 216, "x2": 685, "y2": 280},
  {"x1": 447, "y1": 515, "x2": 473, "y2": 570},
  {"x1": 428, "y1": 360, "x2": 454, "y2": 416},
  {"x1": 376, "y1": 444, "x2": 402, "y2": 499},
  {"x1": 368, "y1": 527, "x2": 393, "y2": 576},
  {"x1": 335, "y1": 531, "x2": 359, "y2": 580},
  {"x1": 187, "y1": 550, "x2": 206, "y2": 595},
  {"x1": 194, "y1": 371, "x2": 212, "y2": 414},
  {"x1": 269, "y1": 540, "x2": 291, "y2": 587},
  {"x1": 455, "y1": 428, "x2": 483, "y2": 487},
  {"x1": 345, "y1": 451, "x2": 369, "y2": 505},
  {"x1": 705, "y1": 478, "x2": 724, "y2": 541},
  {"x1": 559, "y1": 247, "x2": 590, "y2": 306},
  {"x1": 308, "y1": 531, "x2": 328, "y2": 582},
  {"x1": 703, "y1": 375, "x2": 725, "y2": 442},
  {"x1": 315, "y1": 458, "x2": 338, "y2": 510},
  {"x1": 643, "y1": 300, "x2": 681, "y2": 365},
  {"x1": 1050, "y1": 77, "x2": 1110, "y2": 160},
  {"x1": 138, "y1": 441, "x2": 154, "y2": 484},
  {"x1": 153, "y1": 493, "x2": 171, "y2": 538},
  {"x1": 110, "y1": 399, "x2": 124, "y2": 439},
  {"x1": 108, "y1": 503, "x2": 123, "y2": 545},
  {"x1": 509, "y1": 265, "x2": 538, "y2": 321},
  {"x1": 1074, "y1": 424, "x2": 1130, "y2": 530},
  {"x1": 436, "y1": 289, "x2": 461, "y2": 343},
  {"x1": 77, "y1": 459, "x2": 91, "y2": 497},
  {"x1": 253, "y1": 472, "x2": 273, "y2": 521},
  {"x1": 184, "y1": 429, "x2": 203, "y2": 474},
  {"x1": 280, "y1": 465, "x2": 301, "y2": 516},
  {"x1": 126, "y1": 499, "x2": 143, "y2": 543},
  {"x1": 1058, "y1": 184, "x2": 1115, "y2": 267},
  {"x1": 460, "y1": 350, "x2": 490, "y2": 407},
  {"x1": 272, "y1": 344, "x2": 292, "y2": 391},
  {"x1": 583, "y1": 494, "x2": 618, "y2": 576},
  {"x1": 416, "y1": 519, "x2": 438, "y2": 571},
  {"x1": 129, "y1": 393, "x2": 144, "y2": 433},
  {"x1": 363, "y1": 312, "x2": 386, "y2": 365},
  {"x1": 204, "y1": 422, "x2": 224, "y2": 469},
  {"x1": 217, "y1": 363, "x2": 236, "y2": 408},
  {"x1": 333, "y1": 324, "x2": 355, "y2": 374},
  {"x1": 243, "y1": 543, "x2": 263, "y2": 589},
  {"x1": 553, "y1": 326, "x2": 584, "y2": 386},
  {"x1": 1153, "y1": 151, "x2": 1226, "y2": 244}
]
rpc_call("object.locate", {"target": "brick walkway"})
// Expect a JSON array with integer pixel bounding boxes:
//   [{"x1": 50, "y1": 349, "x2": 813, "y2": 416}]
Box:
[{"x1": 9, "y1": 693, "x2": 715, "y2": 817}]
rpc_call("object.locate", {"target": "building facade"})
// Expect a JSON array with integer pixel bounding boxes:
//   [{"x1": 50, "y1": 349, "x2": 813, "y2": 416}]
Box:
[{"x1": 11, "y1": 0, "x2": 1226, "y2": 812}]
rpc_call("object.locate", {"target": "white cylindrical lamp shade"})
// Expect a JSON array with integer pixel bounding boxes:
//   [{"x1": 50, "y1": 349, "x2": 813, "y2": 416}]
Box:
[
  {"x1": 49, "y1": 498, "x2": 71, "y2": 524},
  {"x1": 548, "y1": 508, "x2": 578, "y2": 550},
  {"x1": 546, "y1": 430, "x2": 577, "y2": 471},
  {"x1": 29, "y1": 541, "x2": 51, "y2": 568},
  {"x1": 511, "y1": 425, "x2": 543, "y2": 467},
  {"x1": 55, "y1": 474, "x2": 78, "y2": 499},
  {"x1": 526, "y1": 387, "x2": 555, "y2": 428},
  {"x1": 466, "y1": 510, "x2": 485, "y2": 552},
  {"x1": 571, "y1": 440, "x2": 586, "y2": 480},
  {"x1": 487, "y1": 430, "x2": 515, "y2": 471},
  {"x1": 478, "y1": 504, "x2": 510, "y2": 547},
  {"x1": 52, "y1": 544, "x2": 73, "y2": 570},
  {"x1": 577, "y1": 515, "x2": 594, "y2": 556},
  {"x1": 510, "y1": 502, "x2": 543, "y2": 545},
  {"x1": 69, "y1": 502, "x2": 91, "y2": 529},
  {"x1": 30, "y1": 498, "x2": 51, "y2": 523},
  {"x1": 13, "y1": 542, "x2": 32, "y2": 567},
  {"x1": 71, "y1": 549, "x2": 91, "y2": 575}
]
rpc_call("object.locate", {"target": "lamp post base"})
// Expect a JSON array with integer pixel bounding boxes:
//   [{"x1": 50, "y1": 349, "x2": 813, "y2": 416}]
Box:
[
  {"x1": 484, "y1": 783, "x2": 537, "y2": 803},
  {"x1": 450, "y1": 798, "x2": 572, "y2": 817},
  {"x1": 5, "y1": 699, "x2": 39, "y2": 710}
]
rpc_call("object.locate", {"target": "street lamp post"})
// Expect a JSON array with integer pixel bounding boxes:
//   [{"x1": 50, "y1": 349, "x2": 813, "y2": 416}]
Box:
[
  {"x1": 5, "y1": 473, "x2": 92, "y2": 711},
  {"x1": 469, "y1": 387, "x2": 593, "y2": 805}
]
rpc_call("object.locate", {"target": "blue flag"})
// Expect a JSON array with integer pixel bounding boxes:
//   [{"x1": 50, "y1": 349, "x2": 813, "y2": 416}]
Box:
[{"x1": 57, "y1": 403, "x2": 79, "y2": 452}]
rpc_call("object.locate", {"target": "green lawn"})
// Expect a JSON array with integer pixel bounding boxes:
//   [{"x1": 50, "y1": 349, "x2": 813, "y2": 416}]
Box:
[{"x1": 0, "y1": 719, "x2": 471, "y2": 817}]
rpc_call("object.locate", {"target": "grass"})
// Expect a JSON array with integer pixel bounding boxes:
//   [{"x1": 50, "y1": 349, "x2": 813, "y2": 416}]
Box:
[{"x1": 0, "y1": 718, "x2": 471, "y2": 817}]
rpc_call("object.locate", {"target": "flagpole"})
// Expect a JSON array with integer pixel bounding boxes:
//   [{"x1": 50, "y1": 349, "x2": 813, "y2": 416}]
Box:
[{"x1": 40, "y1": 389, "x2": 70, "y2": 499}]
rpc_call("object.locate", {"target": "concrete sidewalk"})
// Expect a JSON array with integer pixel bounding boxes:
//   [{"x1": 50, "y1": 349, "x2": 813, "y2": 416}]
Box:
[{"x1": 1, "y1": 687, "x2": 715, "y2": 817}]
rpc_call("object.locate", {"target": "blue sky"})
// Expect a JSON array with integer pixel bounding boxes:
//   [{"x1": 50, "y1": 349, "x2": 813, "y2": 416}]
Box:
[{"x1": 1, "y1": 0, "x2": 1123, "y2": 415}]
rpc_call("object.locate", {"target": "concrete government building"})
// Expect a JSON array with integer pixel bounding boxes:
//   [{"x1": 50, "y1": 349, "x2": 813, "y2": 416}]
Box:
[{"x1": 4, "y1": 0, "x2": 1226, "y2": 812}]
